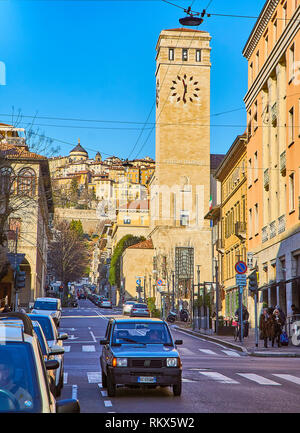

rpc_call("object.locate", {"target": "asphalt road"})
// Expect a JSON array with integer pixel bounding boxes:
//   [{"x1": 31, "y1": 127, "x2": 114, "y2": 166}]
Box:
[{"x1": 59, "y1": 299, "x2": 300, "y2": 413}]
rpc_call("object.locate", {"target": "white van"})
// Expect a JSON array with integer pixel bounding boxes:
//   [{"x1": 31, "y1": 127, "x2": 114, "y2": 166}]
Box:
[{"x1": 31, "y1": 297, "x2": 62, "y2": 327}]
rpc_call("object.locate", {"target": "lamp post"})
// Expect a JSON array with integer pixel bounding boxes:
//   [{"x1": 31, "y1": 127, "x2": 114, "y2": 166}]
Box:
[{"x1": 214, "y1": 258, "x2": 219, "y2": 335}]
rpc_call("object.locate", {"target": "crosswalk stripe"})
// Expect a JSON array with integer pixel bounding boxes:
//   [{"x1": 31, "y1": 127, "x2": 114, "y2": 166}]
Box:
[
  {"x1": 198, "y1": 349, "x2": 217, "y2": 355},
  {"x1": 199, "y1": 372, "x2": 239, "y2": 384},
  {"x1": 82, "y1": 345, "x2": 96, "y2": 352},
  {"x1": 237, "y1": 373, "x2": 281, "y2": 385},
  {"x1": 63, "y1": 373, "x2": 68, "y2": 384},
  {"x1": 221, "y1": 350, "x2": 241, "y2": 357},
  {"x1": 272, "y1": 374, "x2": 300, "y2": 385},
  {"x1": 178, "y1": 348, "x2": 195, "y2": 356},
  {"x1": 87, "y1": 372, "x2": 102, "y2": 383},
  {"x1": 104, "y1": 400, "x2": 113, "y2": 407},
  {"x1": 63, "y1": 346, "x2": 71, "y2": 352}
]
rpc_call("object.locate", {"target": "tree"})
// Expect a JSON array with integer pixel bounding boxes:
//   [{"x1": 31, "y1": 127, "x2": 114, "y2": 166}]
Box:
[
  {"x1": 70, "y1": 220, "x2": 84, "y2": 238},
  {"x1": 47, "y1": 219, "x2": 90, "y2": 298}
]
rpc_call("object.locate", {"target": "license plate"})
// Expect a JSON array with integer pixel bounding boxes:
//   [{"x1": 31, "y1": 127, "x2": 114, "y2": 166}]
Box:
[{"x1": 138, "y1": 376, "x2": 156, "y2": 383}]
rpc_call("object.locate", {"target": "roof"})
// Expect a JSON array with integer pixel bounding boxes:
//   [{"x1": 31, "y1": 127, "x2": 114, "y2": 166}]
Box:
[
  {"x1": 164, "y1": 28, "x2": 206, "y2": 33},
  {"x1": 128, "y1": 239, "x2": 154, "y2": 250},
  {"x1": 70, "y1": 143, "x2": 88, "y2": 155},
  {"x1": 0, "y1": 142, "x2": 47, "y2": 160},
  {"x1": 111, "y1": 317, "x2": 163, "y2": 323},
  {"x1": 210, "y1": 154, "x2": 225, "y2": 171},
  {"x1": 118, "y1": 200, "x2": 149, "y2": 211}
]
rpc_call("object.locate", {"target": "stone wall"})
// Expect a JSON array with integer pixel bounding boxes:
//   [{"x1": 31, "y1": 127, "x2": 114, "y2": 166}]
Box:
[{"x1": 54, "y1": 207, "x2": 102, "y2": 233}]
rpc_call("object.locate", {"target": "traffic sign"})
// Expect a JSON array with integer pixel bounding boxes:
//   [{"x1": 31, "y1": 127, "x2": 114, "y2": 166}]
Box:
[
  {"x1": 157, "y1": 279, "x2": 163, "y2": 286},
  {"x1": 235, "y1": 261, "x2": 247, "y2": 274},
  {"x1": 236, "y1": 274, "x2": 247, "y2": 287},
  {"x1": 136, "y1": 279, "x2": 141, "y2": 285}
]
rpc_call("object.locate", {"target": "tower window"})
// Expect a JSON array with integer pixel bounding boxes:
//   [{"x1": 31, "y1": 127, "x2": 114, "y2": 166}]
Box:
[
  {"x1": 169, "y1": 48, "x2": 174, "y2": 61},
  {"x1": 196, "y1": 49, "x2": 201, "y2": 62},
  {"x1": 182, "y1": 49, "x2": 188, "y2": 61}
]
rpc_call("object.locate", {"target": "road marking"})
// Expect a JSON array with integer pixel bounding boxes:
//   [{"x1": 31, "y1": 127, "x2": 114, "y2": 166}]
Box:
[
  {"x1": 237, "y1": 373, "x2": 281, "y2": 385},
  {"x1": 90, "y1": 331, "x2": 96, "y2": 343},
  {"x1": 104, "y1": 400, "x2": 112, "y2": 407},
  {"x1": 63, "y1": 346, "x2": 71, "y2": 352},
  {"x1": 221, "y1": 350, "x2": 241, "y2": 357},
  {"x1": 178, "y1": 348, "x2": 195, "y2": 356},
  {"x1": 101, "y1": 390, "x2": 108, "y2": 397},
  {"x1": 272, "y1": 374, "x2": 300, "y2": 385},
  {"x1": 87, "y1": 372, "x2": 102, "y2": 383},
  {"x1": 182, "y1": 378, "x2": 197, "y2": 383},
  {"x1": 199, "y1": 372, "x2": 239, "y2": 384},
  {"x1": 82, "y1": 345, "x2": 96, "y2": 352},
  {"x1": 198, "y1": 349, "x2": 217, "y2": 355},
  {"x1": 72, "y1": 384, "x2": 78, "y2": 399},
  {"x1": 63, "y1": 373, "x2": 68, "y2": 384}
]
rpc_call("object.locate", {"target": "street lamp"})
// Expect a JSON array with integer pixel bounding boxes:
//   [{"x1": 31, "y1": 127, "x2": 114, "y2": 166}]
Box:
[{"x1": 179, "y1": 6, "x2": 203, "y2": 26}]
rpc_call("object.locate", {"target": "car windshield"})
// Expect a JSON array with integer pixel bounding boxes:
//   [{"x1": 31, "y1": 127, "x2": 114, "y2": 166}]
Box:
[
  {"x1": 133, "y1": 304, "x2": 147, "y2": 309},
  {"x1": 0, "y1": 343, "x2": 42, "y2": 413},
  {"x1": 33, "y1": 300, "x2": 57, "y2": 311},
  {"x1": 28, "y1": 315, "x2": 55, "y2": 341},
  {"x1": 125, "y1": 302, "x2": 136, "y2": 305},
  {"x1": 112, "y1": 322, "x2": 172, "y2": 345},
  {"x1": 102, "y1": 299, "x2": 109, "y2": 302}
]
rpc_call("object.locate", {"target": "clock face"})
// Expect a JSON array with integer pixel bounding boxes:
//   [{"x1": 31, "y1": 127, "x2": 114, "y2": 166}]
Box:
[{"x1": 170, "y1": 74, "x2": 200, "y2": 104}]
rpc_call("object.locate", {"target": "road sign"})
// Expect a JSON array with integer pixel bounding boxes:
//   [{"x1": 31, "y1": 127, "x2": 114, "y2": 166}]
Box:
[
  {"x1": 157, "y1": 279, "x2": 163, "y2": 286},
  {"x1": 236, "y1": 274, "x2": 247, "y2": 287},
  {"x1": 235, "y1": 261, "x2": 247, "y2": 274},
  {"x1": 136, "y1": 279, "x2": 141, "y2": 285}
]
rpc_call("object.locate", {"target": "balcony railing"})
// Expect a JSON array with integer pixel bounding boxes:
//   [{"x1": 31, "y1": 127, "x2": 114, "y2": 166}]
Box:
[
  {"x1": 280, "y1": 151, "x2": 286, "y2": 176},
  {"x1": 5, "y1": 137, "x2": 26, "y2": 147},
  {"x1": 264, "y1": 169, "x2": 270, "y2": 191},
  {"x1": 270, "y1": 220, "x2": 277, "y2": 239},
  {"x1": 234, "y1": 222, "x2": 246, "y2": 239},
  {"x1": 271, "y1": 102, "x2": 278, "y2": 126},
  {"x1": 262, "y1": 226, "x2": 269, "y2": 243},
  {"x1": 278, "y1": 215, "x2": 286, "y2": 234}
]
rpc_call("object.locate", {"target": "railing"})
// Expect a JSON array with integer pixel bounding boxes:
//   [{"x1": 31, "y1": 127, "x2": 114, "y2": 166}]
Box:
[
  {"x1": 5, "y1": 137, "x2": 26, "y2": 146},
  {"x1": 278, "y1": 214, "x2": 286, "y2": 234},
  {"x1": 269, "y1": 220, "x2": 277, "y2": 238},
  {"x1": 264, "y1": 168, "x2": 270, "y2": 190},
  {"x1": 234, "y1": 222, "x2": 246, "y2": 238},
  {"x1": 280, "y1": 151, "x2": 286, "y2": 175},
  {"x1": 262, "y1": 226, "x2": 269, "y2": 243}
]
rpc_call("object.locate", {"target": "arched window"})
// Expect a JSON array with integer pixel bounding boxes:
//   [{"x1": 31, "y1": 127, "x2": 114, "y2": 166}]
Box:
[
  {"x1": 0, "y1": 167, "x2": 14, "y2": 195},
  {"x1": 17, "y1": 168, "x2": 36, "y2": 196}
]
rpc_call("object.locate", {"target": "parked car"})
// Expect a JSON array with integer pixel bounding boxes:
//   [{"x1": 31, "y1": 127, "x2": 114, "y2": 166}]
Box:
[
  {"x1": 122, "y1": 301, "x2": 137, "y2": 316},
  {"x1": 28, "y1": 313, "x2": 68, "y2": 397},
  {"x1": 130, "y1": 303, "x2": 150, "y2": 317},
  {"x1": 100, "y1": 318, "x2": 183, "y2": 397},
  {"x1": 31, "y1": 297, "x2": 62, "y2": 327},
  {"x1": 98, "y1": 298, "x2": 112, "y2": 309},
  {"x1": 0, "y1": 312, "x2": 79, "y2": 413},
  {"x1": 78, "y1": 293, "x2": 86, "y2": 300}
]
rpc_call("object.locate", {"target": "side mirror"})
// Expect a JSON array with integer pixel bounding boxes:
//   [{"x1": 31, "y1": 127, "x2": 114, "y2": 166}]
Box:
[
  {"x1": 100, "y1": 339, "x2": 109, "y2": 345},
  {"x1": 58, "y1": 333, "x2": 68, "y2": 341},
  {"x1": 175, "y1": 340, "x2": 183, "y2": 345},
  {"x1": 45, "y1": 359, "x2": 59, "y2": 370},
  {"x1": 56, "y1": 399, "x2": 80, "y2": 413},
  {"x1": 50, "y1": 345, "x2": 65, "y2": 356}
]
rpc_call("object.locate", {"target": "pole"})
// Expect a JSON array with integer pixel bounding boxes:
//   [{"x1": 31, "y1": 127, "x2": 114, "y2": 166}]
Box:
[
  {"x1": 254, "y1": 290, "x2": 258, "y2": 347},
  {"x1": 143, "y1": 275, "x2": 146, "y2": 303},
  {"x1": 215, "y1": 260, "x2": 219, "y2": 335},
  {"x1": 203, "y1": 282, "x2": 206, "y2": 330},
  {"x1": 14, "y1": 228, "x2": 19, "y2": 312},
  {"x1": 239, "y1": 286, "x2": 243, "y2": 343},
  {"x1": 172, "y1": 271, "x2": 175, "y2": 310},
  {"x1": 197, "y1": 266, "x2": 200, "y2": 330}
]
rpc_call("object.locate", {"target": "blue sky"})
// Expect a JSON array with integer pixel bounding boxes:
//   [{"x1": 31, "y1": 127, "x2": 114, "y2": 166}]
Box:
[{"x1": 0, "y1": 0, "x2": 266, "y2": 160}]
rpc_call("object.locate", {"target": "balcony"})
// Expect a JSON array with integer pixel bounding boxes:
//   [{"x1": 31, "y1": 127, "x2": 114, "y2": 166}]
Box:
[
  {"x1": 280, "y1": 151, "x2": 286, "y2": 176},
  {"x1": 271, "y1": 102, "x2": 278, "y2": 126},
  {"x1": 264, "y1": 169, "x2": 270, "y2": 191},
  {"x1": 269, "y1": 220, "x2": 277, "y2": 239},
  {"x1": 278, "y1": 215, "x2": 286, "y2": 234},
  {"x1": 216, "y1": 238, "x2": 224, "y2": 254},
  {"x1": 262, "y1": 226, "x2": 269, "y2": 243},
  {"x1": 234, "y1": 222, "x2": 246, "y2": 240},
  {"x1": 4, "y1": 137, "x2": 26, "y2": 147}
]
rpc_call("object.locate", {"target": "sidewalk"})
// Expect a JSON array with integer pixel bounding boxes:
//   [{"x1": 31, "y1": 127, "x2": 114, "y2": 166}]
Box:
[{"x1": 173, "y1": 322, "x2": 300, "y2": 357}]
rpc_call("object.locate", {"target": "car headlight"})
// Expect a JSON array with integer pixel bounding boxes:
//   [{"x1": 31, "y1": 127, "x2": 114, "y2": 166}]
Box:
[
  {"x1": 112, "y1": 357, "x2": 128, "y2": 367},
  {"x1": 166, "y1": 358, "x2": 179, "y2": 367}
]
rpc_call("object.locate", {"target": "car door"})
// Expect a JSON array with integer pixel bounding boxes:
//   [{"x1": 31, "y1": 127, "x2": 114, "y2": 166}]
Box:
[{"x1": 101, "y1": 321, "x2": 112, "y2": 375}]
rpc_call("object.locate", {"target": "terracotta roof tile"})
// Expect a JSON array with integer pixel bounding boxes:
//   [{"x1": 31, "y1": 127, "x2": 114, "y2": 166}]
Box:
[
  {"x1": 128, "y1": 239, "x2": 154, "y2": 250},
  {"x1": 0, "y1": 142, "x2": 46, "y2": 160}
]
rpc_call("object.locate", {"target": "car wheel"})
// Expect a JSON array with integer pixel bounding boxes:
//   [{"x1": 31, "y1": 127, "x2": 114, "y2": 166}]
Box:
[
  {"x1": 102, "y1": 371, "x2": 107, "y2": 388},
  {"x1": 173, "y1": 381, "x2": 182, "y2": 397},
  {"x1": 107, "y1": 373, "x2": 116, "y2": 397}
]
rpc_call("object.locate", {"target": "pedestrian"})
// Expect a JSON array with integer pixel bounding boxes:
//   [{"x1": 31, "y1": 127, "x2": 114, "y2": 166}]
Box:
[
  {"x1": 234, "y1": 304, "x2": 249, "y2": 337},
  {"x1": 271, "y1": 308, "x2": 284, "y2": 347},
  {"x1": 259, "y1": 307, "x2": 273, "y2": 348},
  {"x1": 274, "y1": 304, "x2": 286, "y2": 325}
]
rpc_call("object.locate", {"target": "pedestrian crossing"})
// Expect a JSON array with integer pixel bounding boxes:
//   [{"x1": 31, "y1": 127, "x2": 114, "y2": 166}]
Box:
[{"x1": 178, "y1": 347, "x2": 243, "y2": 358}]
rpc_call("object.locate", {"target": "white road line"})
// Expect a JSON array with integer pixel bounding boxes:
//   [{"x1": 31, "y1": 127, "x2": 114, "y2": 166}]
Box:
[
  {"x1": 72, "y1": 384, "x2": 78, "y2": 399},
  {"x1": 63, "y1": 373, "x2": 68, "y2": 384},
  {"x1": 87, "y1": 372, "x2": 102, "y2": 383},
  {"x1": 221, "y1": 350, "x2": 241, "y2": 357},
  {"x1": 182, "y1": 378, "x2": 197, "y2": 383},
  {"x1": 272, "y1": 374, "x2": 300, "y2": 385},
  {"x1": 237, "y1": 373, "x2": 281, "y2": 385},
  {"x1": 63, "y1": 346, "x2": 71, "y2": 352},
  {"x1": 104, "y1": 401, "x2": 113, "y2": 407},
  {"x1": 82, "y1": 345, "x2": 96, "y2": 352},
  {"x1": 178, "y1": 348, "x2": 196, "y2": 356},
  {"x1": 198, "y1": 349, "x2": 217, "y2": 355},
  {"x1": 90, "y1": 331, "x2": 96, "y2": 343},
  {"x1": 199, "y1": 372, "x2": 239, "y2": 384},
  {"x1": 101, "y1": 390, "x2": 108, "y2": 397}
]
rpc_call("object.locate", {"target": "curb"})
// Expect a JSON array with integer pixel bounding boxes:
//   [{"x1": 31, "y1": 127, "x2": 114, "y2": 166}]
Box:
[
  {"x1": 248, "y1": 351, "x2": 300, "y2": 358},
  {"x1": 173, "y1": 325, "x2": 249, "y2": 354}
]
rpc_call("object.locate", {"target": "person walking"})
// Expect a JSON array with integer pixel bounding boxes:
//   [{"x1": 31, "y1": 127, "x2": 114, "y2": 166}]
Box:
[
  {"x1": 234, "y1": 304, "x2": 249, "y2": 337},
  {"x1": 272, "y1": 308, "x2": 284, "y2": 347},
  {"x1": 259, "y1": 307, "x2": 273, "y2": 348},
  {"x1": 274, "y1": 304, "x2": 286, "y2": 325}
]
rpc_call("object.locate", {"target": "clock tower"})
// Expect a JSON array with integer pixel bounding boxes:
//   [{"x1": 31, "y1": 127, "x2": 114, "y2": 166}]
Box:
[{"x1": 150, "y1": 28, "x2": 213, "y2": 297}]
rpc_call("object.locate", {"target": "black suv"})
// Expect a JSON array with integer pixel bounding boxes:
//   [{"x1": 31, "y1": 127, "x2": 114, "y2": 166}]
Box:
[{"x1": 100, "y1": 318, "x2": 182, "y2": 397}]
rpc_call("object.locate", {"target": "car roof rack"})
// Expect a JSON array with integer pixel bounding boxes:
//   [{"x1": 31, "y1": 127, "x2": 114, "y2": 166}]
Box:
[{"x1": 0, "y1": 312, "x2": 34, "y2": 337}]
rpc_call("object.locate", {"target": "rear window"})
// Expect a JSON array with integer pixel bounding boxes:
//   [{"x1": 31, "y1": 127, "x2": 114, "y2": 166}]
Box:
[
  {"x1": 33, "y1": 300, "x2": 58, "y2": 311},
  {"x1": 134, "y1": 304, "x2": 147, "y2": 308},
  {"x1": 29, "y1": 316, "x2": 55, "y2": 341},
  {"x1": 0, "y1": 342, "x2": 42, "y2": 412},
  {"x1": 125, "y1": 301, "x2": 136, "y2": 305}
]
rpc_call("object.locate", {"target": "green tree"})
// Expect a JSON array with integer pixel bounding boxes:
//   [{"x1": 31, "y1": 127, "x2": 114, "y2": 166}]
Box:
[{"x1": 70, "y1": 219, "x2": 84, "y2": 238}]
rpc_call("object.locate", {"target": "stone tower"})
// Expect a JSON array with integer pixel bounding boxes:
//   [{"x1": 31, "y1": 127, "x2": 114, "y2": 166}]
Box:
[{"x1": 150, "y1": 28, "x2": 212, "y2": 302}]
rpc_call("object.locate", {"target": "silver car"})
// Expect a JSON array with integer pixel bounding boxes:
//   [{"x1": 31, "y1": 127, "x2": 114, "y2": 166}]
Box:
[
  {"x1": 130, "y1": 303, "x2": 150, "y2": 317},
  {"x1": 122, "y1": 301, "x2": 137, "y2": 315},
  {"x1": 31, "y1": 297, "x2": 62, "y2": 327}
]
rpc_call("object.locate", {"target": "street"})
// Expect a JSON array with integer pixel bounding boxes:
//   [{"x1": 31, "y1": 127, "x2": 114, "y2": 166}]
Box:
[{"x1": 60, "y1": 299, "x2": 300, "y2": 413}]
